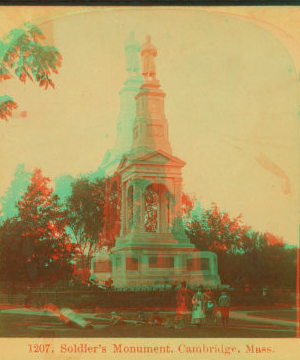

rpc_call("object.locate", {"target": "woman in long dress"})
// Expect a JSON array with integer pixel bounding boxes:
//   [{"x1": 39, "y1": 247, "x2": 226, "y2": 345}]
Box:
[{"x1": 191, "y1": 288, "x2": 205, "y2": 327}]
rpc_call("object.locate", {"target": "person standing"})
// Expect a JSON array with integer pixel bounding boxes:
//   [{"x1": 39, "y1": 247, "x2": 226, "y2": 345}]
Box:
[
  {"x1": 218, "y1": 291, "x2": 231, "y2": 327},
  {"x1": 191, "y1": 287, "x2": 205, "y2": 327},
  {"x1": 176, "y1": 281, "x2": 190, "y2": 327},
  {"x1": 205, "y1": 300, "x2": 215, "y2": 325},
  {"x1": 203, "y1": 288, "x2": 212, "y2": 303}
]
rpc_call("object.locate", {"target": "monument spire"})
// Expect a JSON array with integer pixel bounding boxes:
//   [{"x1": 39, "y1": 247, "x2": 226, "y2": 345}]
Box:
[
  {"x1": 132, "y1": 35, "x2": 172, "y2": 154},
  {"x1": 100, "y1": 32, "x2": 143, "y2": 175}
]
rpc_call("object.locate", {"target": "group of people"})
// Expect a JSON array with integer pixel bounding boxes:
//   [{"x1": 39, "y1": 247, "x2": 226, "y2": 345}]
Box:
[{"x1": 176, "y1": 281, "x2": 231, "y2": 327}]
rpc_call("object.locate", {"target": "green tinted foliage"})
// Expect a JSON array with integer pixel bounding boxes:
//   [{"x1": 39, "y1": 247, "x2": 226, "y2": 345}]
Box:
[
  {"x1": 185, "y1": 202, "x2": 244, "y2": 253},
  {"x1": 0, "y1": 95, "x2": 18, "y2": 121},
  {"x1": 185, "y1": 199, "x2": 296, "y2": 289},
  {"x1": 0, "y1": 24, "x2": 62, "y2": 121},
  {"x1": 67, "y1": 177, "x2": 106, "y2": 259},
  {"x1": 16, "y1": 168, "x2": 74, "y2": 285}
]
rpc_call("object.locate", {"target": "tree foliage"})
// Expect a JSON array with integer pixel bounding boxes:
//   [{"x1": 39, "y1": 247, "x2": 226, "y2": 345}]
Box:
[
  {"x1": 184, "y1": 200, "x2": 297, "y2": 290},
  {"x1": 0, "y1": 165, "x2": 297, "y2": 291},
  {"x1": 185, "y1": 202, "x2": 244, "y2": 253},
  {"x1": 0, "y1": 23, "x2": 62, "y2": 121},
  {"x1": 67, "y1": 177, "x2": 106, "y2": 261},
  {"x1": 0, "y1": 218, "x2": 26, "y2": 288},
  {"x1": 0, "y1": 95, "x2": 18, "y2": 121},
  {"x1": 17, "y1": 168, "x2": 74, "y2": 285}
]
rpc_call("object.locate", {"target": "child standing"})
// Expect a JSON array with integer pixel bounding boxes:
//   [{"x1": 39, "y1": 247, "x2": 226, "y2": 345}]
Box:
[{"x1": 191, "y1": 287, "x2": 205, "y2": 327}]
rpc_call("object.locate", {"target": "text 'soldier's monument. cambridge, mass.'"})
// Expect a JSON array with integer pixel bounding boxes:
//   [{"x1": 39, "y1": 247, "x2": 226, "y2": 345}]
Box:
[{"x1": 91, "y1": 33, "x2": 221, "y2": 288}]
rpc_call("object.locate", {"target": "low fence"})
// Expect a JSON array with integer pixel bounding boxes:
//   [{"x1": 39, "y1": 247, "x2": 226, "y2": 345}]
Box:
[
  {"x1": 1, "y1": 287, "x2": 295, "y2": 310},
  {"x1": 0, "y1": 293, "x2": 27, "y2": 305},
  {"x1": 30, "y1": 289, "x2": 178, "y2": 310}
]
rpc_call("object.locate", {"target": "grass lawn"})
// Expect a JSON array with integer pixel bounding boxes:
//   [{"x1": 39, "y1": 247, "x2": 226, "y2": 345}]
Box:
[{"x1": 0, "y1": 311, "x2": 296, "y2": 338}]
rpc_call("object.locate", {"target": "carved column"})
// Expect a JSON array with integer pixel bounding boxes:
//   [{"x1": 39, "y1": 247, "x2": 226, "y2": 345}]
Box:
[
  {"x1": 160, "y1": 189, "x2": 168, "y2": 233},
  {"x1": 214, "y1": 256, "x2": 218, "y2": 274},
  {"x1": 141, "y1": 187, "x2": 145, "y2": 231},
  {"x1": 132, "y1": 181, "x2": 143, "y2": 231},
  {"x1": 116, "y1": 174, "x2": 122, "y2": 236},
  {"x1": 210, "y1": 254, "x2": 217, "y2": 275},
  {"x1": 120, "y1": 181, "x2": 127, "y2": 236},
  {"x1": 173, "y1": 179, "x2": 183, "y2": 233},
  {"x1": 125, "y1": 182, "x2": 130, "y2": 234},
  {"x1": 103, "y1": 178, "x2": 109, "y2": 236}
]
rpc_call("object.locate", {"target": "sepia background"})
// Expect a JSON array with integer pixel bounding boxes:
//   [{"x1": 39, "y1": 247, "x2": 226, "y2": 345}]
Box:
[
  {"x1": 0, "y1": 5, "x2": 299, "y2": 358},
  {"x1": 0, "y1": 6, "x2": 299, "y2": 247}
]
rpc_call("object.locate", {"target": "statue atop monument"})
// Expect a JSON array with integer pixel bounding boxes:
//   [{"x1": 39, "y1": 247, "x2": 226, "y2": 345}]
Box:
[
  {"x1": 125, "y1": 31, "x2": 141, "y2": 76},
  {"x1": 141, "y1": 35, "x2": 157, "y2": 78}
]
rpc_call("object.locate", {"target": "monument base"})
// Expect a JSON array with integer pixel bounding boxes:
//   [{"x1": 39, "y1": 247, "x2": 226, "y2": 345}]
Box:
[{"x1": 91, "y1": 233, "x2": 221, "y2": 289}]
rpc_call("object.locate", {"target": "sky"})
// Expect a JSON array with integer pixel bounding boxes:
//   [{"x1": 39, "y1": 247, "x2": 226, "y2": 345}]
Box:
[{"x1": 0, "y1": 8, "x2": 299, "y2": 246}]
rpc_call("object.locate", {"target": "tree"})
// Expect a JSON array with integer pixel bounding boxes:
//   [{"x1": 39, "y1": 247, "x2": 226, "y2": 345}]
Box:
[
  {"x1": 0, "y1": 23, "x2": 62, "y2": 121},
  {"x1": 264, "y1": 231, "x2": 284, "y2": 246},
  {"x1": 67, "y1": 177, "x2": 106, "y2": 264},
  {"x1": 0, "y1": 217, "x2": 27, "y2": 290},
  {"x1": 185, "y1": 202, "x2": 244, "y2": 253},
  {"x1": 18, "y1": 168, "x2": 74, "y2": 285},
  {"x1": 255, "y1": 243, "x2": 297, "y2": 289},
  {"x1": 183, "y1": 198, "x2": 291, "y2": 288},
  {"x1": 0, "y1": 163, "x2": 31, "y2": 221}
]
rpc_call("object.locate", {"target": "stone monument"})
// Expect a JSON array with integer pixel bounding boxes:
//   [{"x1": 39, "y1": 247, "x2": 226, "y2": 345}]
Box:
[{"x1": 91, "y1": 35, "x2": 221, "y2": 289}]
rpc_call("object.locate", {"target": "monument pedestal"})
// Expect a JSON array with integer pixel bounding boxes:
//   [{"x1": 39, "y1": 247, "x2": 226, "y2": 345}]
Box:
[{"x1": 91, "y1": 231, "x2": 221, "y2": 289}]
